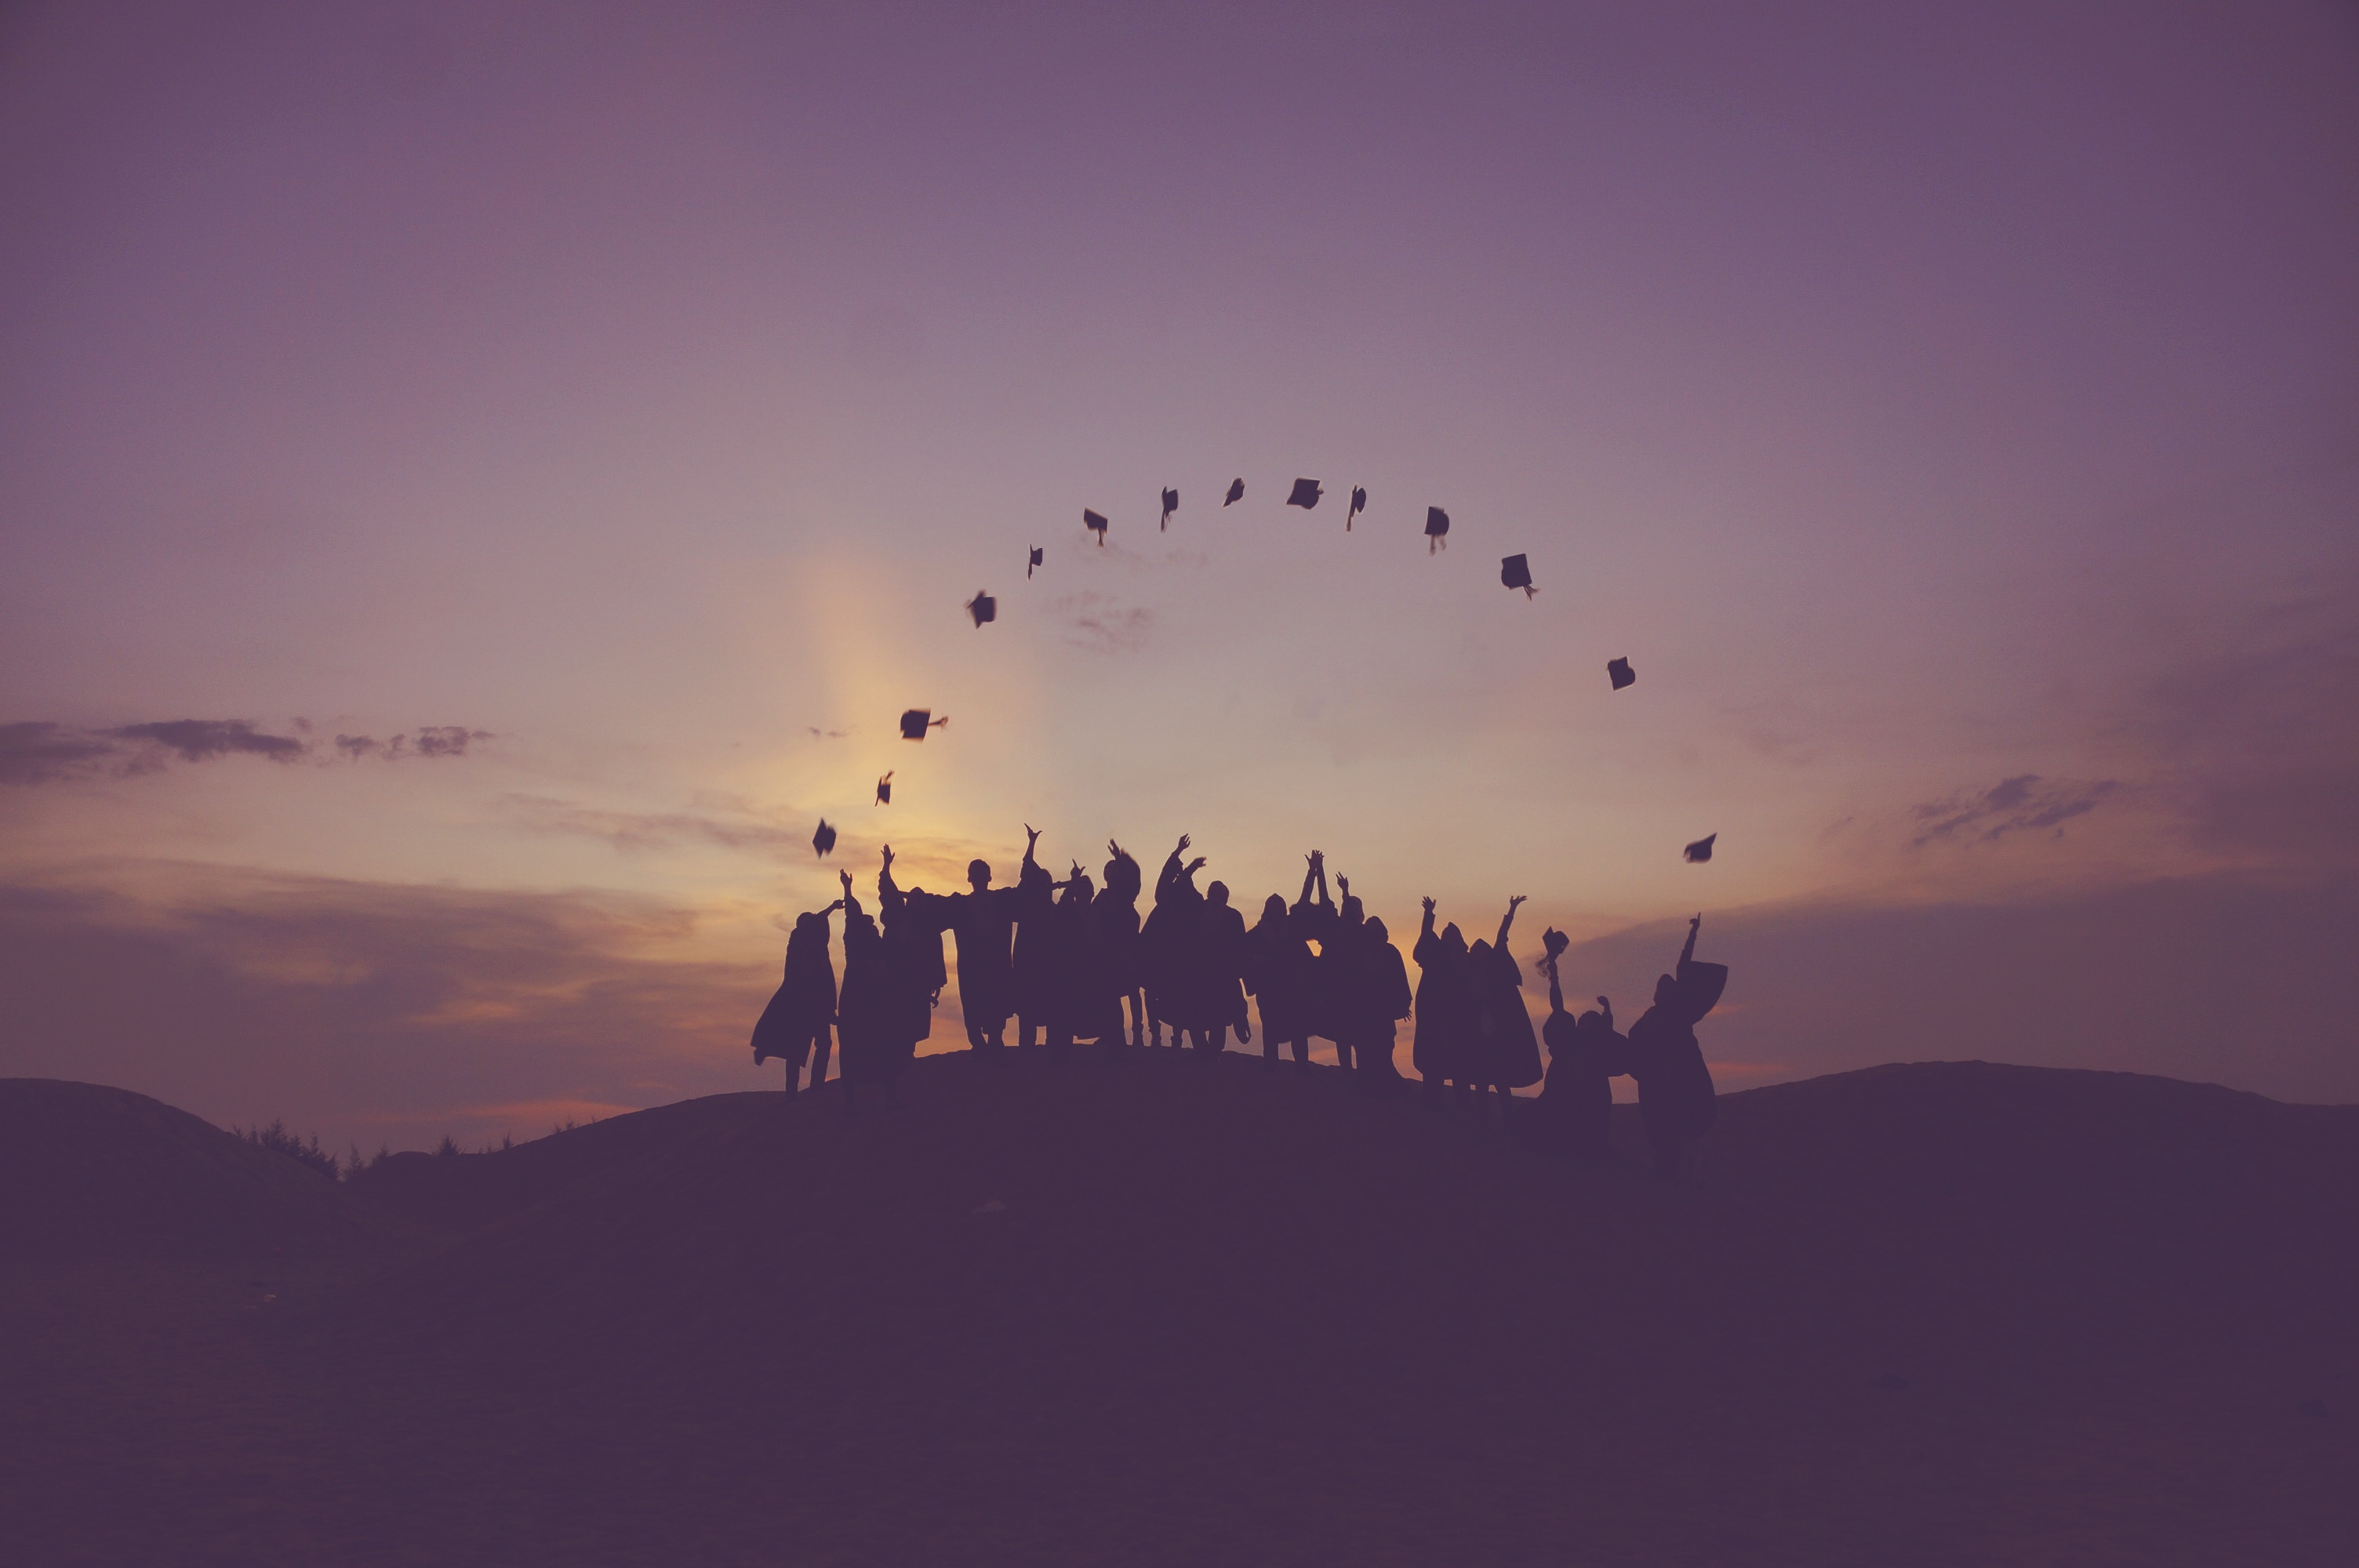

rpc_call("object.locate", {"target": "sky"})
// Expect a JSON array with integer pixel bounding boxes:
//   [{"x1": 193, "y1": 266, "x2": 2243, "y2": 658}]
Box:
[{"x1": 4, "y1": 0, "x2": 2356, "y2": 1152}]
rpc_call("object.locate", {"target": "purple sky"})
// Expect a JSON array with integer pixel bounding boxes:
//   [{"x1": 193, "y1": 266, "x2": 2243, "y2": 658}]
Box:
[{"x1": 4, "y1": 2, "x2": 2356, "y2": 1149}]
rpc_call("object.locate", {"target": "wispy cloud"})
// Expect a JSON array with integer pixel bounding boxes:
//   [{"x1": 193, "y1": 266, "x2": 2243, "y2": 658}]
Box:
[
  {"x1": 503, "y1": 794, "x2": 809, "y2": 858},
  {"x1": 1910, "y1": 774, "x2": 2117, "y2": 847},
  {"x1": 1054, "y1": 593, "x2": 1154, "y2": 654},
  {"x1": 0, "y1": 720, "x2": 492, "y2": 785}
]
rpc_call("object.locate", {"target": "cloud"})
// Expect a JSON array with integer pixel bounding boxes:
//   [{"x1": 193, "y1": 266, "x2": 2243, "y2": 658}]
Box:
[
  {"x1": 2123, "y1": 579, "x2": 2359, "y2": 866},
  {"x1": 1054, "y1": 593, "x2": 1154, "y2": 654},
  {"x1": 0, "y1": 720, "x2": 493, "y2": 784},
  {"x1": 332, "y1": 726, "x2": 494, "y2": 761},
  {"x1": 1910, "y1": 774, "x2": 2117, "y2": 847},
  {"x1": 0, "y1": 869, "x2": 776, "y2": 1154},
  {"x1": 502, "y1": 795, "x2": 809, "y2": 858}
]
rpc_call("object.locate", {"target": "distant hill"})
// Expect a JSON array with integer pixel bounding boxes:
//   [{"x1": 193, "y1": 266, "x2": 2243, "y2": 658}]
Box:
[
  {"x1": 0, "y1": 1078, "x2": 392, "y2": 1259},
  {"x1": 6, "y1": 1055, "x2": 2356, "y2": 1566}
]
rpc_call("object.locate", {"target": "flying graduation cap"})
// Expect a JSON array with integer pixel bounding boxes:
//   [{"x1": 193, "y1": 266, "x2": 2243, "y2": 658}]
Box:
[
  {"x1": 1684, "y1": 833, "x2": 1717, "y2": 863},
  {"x1": 1224, "y1": 478, "x2": 1244, "y2": 506},
  {"x1": 812, "y1": 818, "x2": 837, "y2": 857},
  {"x1": 1500, "y1": 554, "x2": 1536, "y2": 597},
  {"x1": 1161, "y1": 488, "x2": 1178, "y2": 532},
  {"x1": 966, "y1": 592, "x2": 996, "y2": 628},
  {"x1": 900, "y1": 709, "x2": 949, "y2": 739},
  {"x1": 1288, "y1": 478, "x2": 1323, "y2": 510},
  {"x1": 875, "y1": 773, "x2": 892, "y2": 805},
  {"x1": 1083, "y1": 509, "x2": 1109, "y2": 545},
  {"x1": 1426, "y1": 506, "x2": 1450, "y2": 553},
  {"x1": 1027, "y1": 546, "x2": 1043, "y2": 579},
  {"x1": 1347, "y1": 486, "x2": 1366, "y2": 531},
  {"x1": 1608, "y1": 657, "x2": 1636, "y2": 691}
]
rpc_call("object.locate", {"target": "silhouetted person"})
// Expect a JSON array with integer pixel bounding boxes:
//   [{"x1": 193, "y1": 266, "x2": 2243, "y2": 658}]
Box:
[
  {"x1": 946, "y1": 854, "x2": 1016, "y2": 1051},
  {"x1": 1096, "y1": 841, "x2": 1147, "y2": 1047},
  {"x1": 751, "y1": 898, "x2": 843, "y2": 1095},
  {"x1": 1044, "y1": 862, "x2": 1101, "y2": 1062},
  {"x1": 1627, "y1": 915, "x2": 1724, "y2": 1181},
  {"x1": 1528, "y1": 929, "x2": 1616, "y2": 1164},
  {"x1": 1011, "y1": 826, "x2": 1055, "y2": 1048},
  {"x1": 1465, "y1": 896, "x2": 1543, "y2": 1129},
  {"x1": 1346, "y1": 913, "x2": 1412, "y2": 1091},
  {"x1": 1198, "y1": 879, "x2": 1250, "y2": 1054},
  {"x1": 834, "y1": 870, "x2": 898, "y2": 1115},
  {"x1": 1245, "y1": 892, "x2": 1313, "y2": 1067},
  {"x1": 1292, "y1": 851, "x2": 1339, "y2": 1065},
  {"x1": 1318, "y1": 873, "x2": 1367, "y2": 1071},
  {"x1": 1143, "y1": 834, "x2": 1208, "y2": 1047},
  {"x1": 1412, "y1": 898, "x2": 1477, "y2": 1105},
  {"x1": 878, "y1": 845, "x2": 947, "y2": 1073}
]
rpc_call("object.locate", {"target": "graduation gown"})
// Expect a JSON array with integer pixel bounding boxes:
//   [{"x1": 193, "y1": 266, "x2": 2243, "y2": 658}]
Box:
[
  {"x1": 1347, "y1": 938, "x2": 1414, "y2": 1074},
  {"x1": 750, "y1": 919, "x2": 835, "y2": 1064},
  {"x1": 1201, "y1": 902, "x2": 1249, "y2": 1031},
  {"x1": 834, "y1": 912, "x2": 897, "y2": 1084},
  {"x1": 881, "y1": 890, "x2": 947, "y2": 1062},
  {"x1": 1468, "y1": 940, "x2": 1544, "y2": 1089},
  {"x1": 1010, "y1": 859, "x2": 1057, "y2": 1024},
  {"x1": 1245, "y1": 907, "x2": 1313, "y2": 1043},
  {"x1": 1143, "y1": 855, "x2": 1205, "y2": 1026},
  {"x1": 946, "y1": 885, "x2": 1016, "y2": 1028},
  {"x1": 1531, "y1": 1009, "x2": 1616, "y2": 1159},
  {"x1": 1410, "y1": 930, "x2": 1476, "y2": 1083},
  {"x1": 1627, "y1": 966, "x2": 1721, "y2": 1138}
]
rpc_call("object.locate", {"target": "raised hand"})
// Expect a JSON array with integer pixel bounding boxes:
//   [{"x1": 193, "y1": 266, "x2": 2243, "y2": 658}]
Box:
[
  {"x1": 1185, "y1": 855, "x2": 1206, "y2": 875},
  {"x1": 1175, "y1": 833, "x2": 1191, "y2": 854},
  {"x1": 1421, "y1": 895, "x2": 1436, "y2": 916},
  {"x1": 1337, "y1": 875, "x2": 1350, "y2": 898},
  {"x1": 1509, "y1": 895, "x2": 1527, "y2": 912},
  {"x1": 1107, "y1": 838, "x2": 1122, "y2": 858},
  {"x1": 839, "y1": 869, "x2": 853, "y2": 895},
  {"x1": 881, "y1": 844, "x2": 894, "y2": 867},
  {"x1": 1025, "y1": 824, "x2": 1041, "y2": 848}
]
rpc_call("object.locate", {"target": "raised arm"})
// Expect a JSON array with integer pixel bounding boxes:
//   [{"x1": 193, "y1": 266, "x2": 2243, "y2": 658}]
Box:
[
  {"x1": 1311, "y1": 851, "x2": 1332, "y2": 911},
  {"x1": 839, "y1": 868, "x2": 861, "y2": 919},
  {"x1": 1298, "y1": 854, "x2": 1320, "y2": 908},
  {"x1": 1496, "y1": 895, "x2": 1525, "y2": 949},
  {"x1": 1545, "y1": 955, "x2": 1565, "y2": 1014},
  {"x1": 878, "y1": 844, "x2": 902, "y2": 910},
  {"x1": 1681, "y1": 913, "x2": 1701, "y2": 967},
  {"x1": 1419, "y1": 896, "x2": 1437, "y2": 943},
  {"x1": 1157, "y1": 834, "x2": 1190, "y2": 901}
]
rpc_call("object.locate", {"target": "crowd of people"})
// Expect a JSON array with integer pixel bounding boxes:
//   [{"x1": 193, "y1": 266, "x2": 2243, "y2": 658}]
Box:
[{"x1": 751, "y1": 833, "x2": 1728, "y2": 1177}]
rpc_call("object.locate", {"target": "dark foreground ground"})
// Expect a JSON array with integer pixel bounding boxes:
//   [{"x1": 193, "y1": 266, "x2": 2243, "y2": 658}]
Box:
[{"x1": 4, "y1": 1054, "x2": 2357, "y2": 1566}]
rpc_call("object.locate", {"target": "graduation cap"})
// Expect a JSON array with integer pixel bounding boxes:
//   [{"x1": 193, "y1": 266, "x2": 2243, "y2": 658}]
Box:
[
  {"x1": 1608, "y1": 657, "x2": 1635, "y2": 691},
  {"x1": 900, "y1": 709, "x2": 949, "y2": 740},
  {"x1": 1425, "y1": 506, "x2": 1449, "y2": 554},
  {"x1": 1083, "y1": 508, "x2": 1108, "y2": 545},
  {"x1": 1224, "y1": 477, "x2": 1244, "y2": 506},
  {"x1": 1501, "y1": 553, "x2": 1536, "y2": 597},
  {"x1": 1287, "y1": 478, "x2": 1322, "y2": 510},
  {"x1": 1027, "y1": 546, "x2": 1042, "y2": 579},
  {"x1": 875, "y1": 773, "x2": 892, "y2": 805},
  {"x1": 966, "y1": 592, "x2": 996, "y2": 628},
  {"x1": 1161, "y1": 488, "x2": 1178, "y2": 532},
  {"x1": 1347, "y1": 486, "x2": 1366, "y2": 531},
  {"x1": 1684, "y1": 833, "x2": 1717, "y2": 863},
  {"x1": 812, "y1": 818, "x2": 837, "y2": 858}
]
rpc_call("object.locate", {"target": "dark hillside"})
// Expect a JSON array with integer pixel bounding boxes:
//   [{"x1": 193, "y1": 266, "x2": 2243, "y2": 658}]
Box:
[
  {"x1": 0, "y1": 1078, "x2": 392, "y2": 1259},
  {"x1": 5, "y1": 1055, "x2": 2356, "y2": 1566}
]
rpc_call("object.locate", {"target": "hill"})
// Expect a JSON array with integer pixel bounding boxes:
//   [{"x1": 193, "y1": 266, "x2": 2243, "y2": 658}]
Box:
[
  {"x1": 0, "y1": 1077, "x2": 392, "y2": 1259},
  {"x1": 5, "y1": 1054, "x2": 2356, "y2": 1566}
]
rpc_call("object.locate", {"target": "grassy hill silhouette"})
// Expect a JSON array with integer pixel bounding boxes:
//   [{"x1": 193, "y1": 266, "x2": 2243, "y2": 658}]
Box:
[{"x1": 5, "y1": 1054, "x2": 2355, "y2": 1565}]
